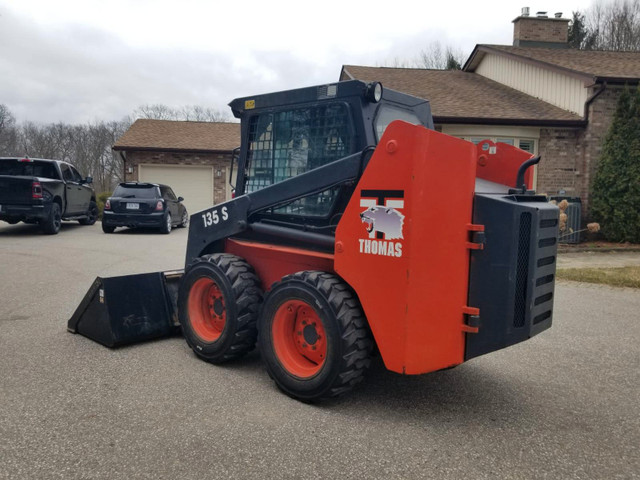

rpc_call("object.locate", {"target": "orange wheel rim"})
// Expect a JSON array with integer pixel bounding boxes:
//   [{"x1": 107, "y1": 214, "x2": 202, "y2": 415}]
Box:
[
  {"x1": 188, "y1": 277, "x2": 226, "y2": 342},
  {"x1": 272, "y1": 300, "x2": 326, "y2": 378}
]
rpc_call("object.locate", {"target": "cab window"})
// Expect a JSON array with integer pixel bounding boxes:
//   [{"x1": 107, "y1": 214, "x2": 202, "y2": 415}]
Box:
[
  {"x1": 245, "y1": 103, "x2": 352, "y2": 217},
  {"x1": 60, "y1": 164, "x2": 74, "y2": 182},
  {"x1": 374, "y1": 105, "x2": 422, "y2": 141},
  {"x1": 69, "y1": 166, "x2": 84, "y2": 182}
]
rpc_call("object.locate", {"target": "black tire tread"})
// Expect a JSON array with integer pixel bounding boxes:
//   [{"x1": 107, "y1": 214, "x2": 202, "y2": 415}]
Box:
[
  {"x1": 79, "y1": 201, "x2": 98, "y2": 225},
  {"x1": 265, "y1": 270, "x2": 373, "y2": 400},
  {"x1": 41, "y1": 203, "x2": 61, "y2": 235},
  {"x1": 184, "y1": 253, "x2": 262, "y2": 363}
]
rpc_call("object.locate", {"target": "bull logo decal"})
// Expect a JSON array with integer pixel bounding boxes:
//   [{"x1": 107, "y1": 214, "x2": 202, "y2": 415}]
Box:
[
  {"x1": 360, "y1": 206, "x2": 404, "y2": 239},
  {"x1": 359, "y1": 189, "x2": 405, "y2": 240}
]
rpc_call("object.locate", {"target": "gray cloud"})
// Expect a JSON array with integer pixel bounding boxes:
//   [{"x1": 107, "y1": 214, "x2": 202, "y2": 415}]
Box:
[{"x1": 0, "y1": 8, "x2": 360, "y2": 124}]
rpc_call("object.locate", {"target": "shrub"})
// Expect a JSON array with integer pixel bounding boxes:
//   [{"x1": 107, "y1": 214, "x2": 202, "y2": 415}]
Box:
[
  {"x1": 590, "y1": 86, "x2": 640, "y2": 243},
  {"x1": 97, "y1": 191, "x2": 112, "y2": 219}
]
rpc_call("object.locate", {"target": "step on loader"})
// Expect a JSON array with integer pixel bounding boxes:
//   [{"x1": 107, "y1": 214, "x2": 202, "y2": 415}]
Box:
[{"x1": 69, "y1": 80, "x2": 559, "y2": 401}]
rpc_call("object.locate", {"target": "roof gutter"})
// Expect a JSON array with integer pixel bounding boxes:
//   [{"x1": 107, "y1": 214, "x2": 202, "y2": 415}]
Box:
[
  {"x1": 433, "y1": 116, "x2": 587, "y2": 128},
  {"x1": 111, "y1": 146, "x2": 236, "y2": 154}
]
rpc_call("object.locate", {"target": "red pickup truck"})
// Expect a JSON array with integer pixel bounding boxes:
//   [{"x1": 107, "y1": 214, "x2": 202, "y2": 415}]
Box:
[{"x1": 0, "y1": 157, "x2": 97, "y2": 234}]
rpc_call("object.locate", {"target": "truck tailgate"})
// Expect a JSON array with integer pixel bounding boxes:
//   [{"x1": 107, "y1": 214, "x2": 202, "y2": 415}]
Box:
[{"x1": 0, "y1": 175, "x2": 35, "y2": 204}]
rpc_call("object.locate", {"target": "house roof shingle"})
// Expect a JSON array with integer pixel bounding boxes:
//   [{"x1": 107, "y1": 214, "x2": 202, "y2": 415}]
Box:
[
  {"x1": 113, "y1": 119, "x2": 240, "y2": 152},
  {"x1": 465, "y1": 45, "x2": 640, "y2": 81},
  {"x1": 341, "y1": 65, "x2": 583, "y2": 125}
]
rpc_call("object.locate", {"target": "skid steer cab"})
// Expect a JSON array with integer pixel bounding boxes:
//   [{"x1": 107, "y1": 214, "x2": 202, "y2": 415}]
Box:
[{"x1": 69, "y1": 80, "x2": 559, "y2": 402}]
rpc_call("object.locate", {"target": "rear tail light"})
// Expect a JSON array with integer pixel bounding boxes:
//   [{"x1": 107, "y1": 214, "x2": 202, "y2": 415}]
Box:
[
  {"x1": 32, "y1": 181, "x2": 43, "y2": 199},
  {"x1": 104, "y1": 199, "x2": 111, "y2": 210},
  {"x1": 155, "y1": 201, "x2": 164, "y2": 211}
]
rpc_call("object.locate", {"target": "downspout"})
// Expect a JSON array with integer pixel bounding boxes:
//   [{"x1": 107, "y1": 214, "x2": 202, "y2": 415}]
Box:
[
  {"x1": 580, "y1": 81, "x2": 607, "y2": 218},
  {"x1": 119, "y1": 151, "x2": 127, "y2": 182},
  {"x1": 583, "y1": 81, "x2": 607, "y2": 121}
]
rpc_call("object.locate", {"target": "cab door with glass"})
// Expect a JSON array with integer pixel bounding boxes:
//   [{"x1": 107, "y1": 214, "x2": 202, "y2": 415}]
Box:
[
  {"x1": 60, "y1": 163, "x2": 81, "y2": 214},
  {"x1": 69, "y1": 165, "x2": 92, "y2": 214}
]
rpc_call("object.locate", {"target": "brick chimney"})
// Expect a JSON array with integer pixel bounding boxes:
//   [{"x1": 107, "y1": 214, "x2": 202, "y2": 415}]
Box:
[{"x1": 513, "y1": 8, "x2": 570, "y2": 48}]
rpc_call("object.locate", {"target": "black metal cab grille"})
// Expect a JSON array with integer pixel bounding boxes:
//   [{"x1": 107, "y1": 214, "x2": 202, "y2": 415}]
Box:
[{"x1": 465, "y1": 193, "x2": 559, "y2": 361}]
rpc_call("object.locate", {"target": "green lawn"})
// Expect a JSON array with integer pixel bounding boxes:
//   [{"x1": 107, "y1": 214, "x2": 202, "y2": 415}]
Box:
[{"x1": 556, "y1": 266, "x2": 640, "y2": 288}]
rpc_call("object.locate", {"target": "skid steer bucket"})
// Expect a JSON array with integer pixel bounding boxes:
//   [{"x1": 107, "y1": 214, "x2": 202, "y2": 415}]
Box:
[{"x1": 67, "y1": 270, "x2": 182, "y2": 348}]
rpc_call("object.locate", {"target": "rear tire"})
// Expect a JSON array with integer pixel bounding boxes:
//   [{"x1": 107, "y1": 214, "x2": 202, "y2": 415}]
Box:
[
  {"x1": 160, "y1": 213, "x2": 172, "y2": 234},
  {"x1": 79, "y1": 201, "x2": 98, "y2": 225},
  {"x1": 41, "y1": 203, "x2": 62, "y2": 235},
  {"x1": 179, "y1": 209, "x2": 189, "y2": 228},
  {"x1": 178, "y1": 253, "x2": 263, "y2": 363},
  {"x1": 259, "y1": 271, "x2": 373, "y2": 401},
  {"x1": 102, "y1": 222, "x2": 115, "y2": 233}
]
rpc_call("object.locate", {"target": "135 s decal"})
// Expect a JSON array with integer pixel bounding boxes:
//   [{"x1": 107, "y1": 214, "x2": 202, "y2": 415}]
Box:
[{"x1": 201, "y1": 206, "x2": 229, "y2": 228}]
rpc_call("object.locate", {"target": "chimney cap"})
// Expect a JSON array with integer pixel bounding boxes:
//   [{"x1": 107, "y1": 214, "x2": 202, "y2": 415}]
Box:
[
  {"x1": 536, "y1": 11, "x2": 548, "y2": 18},
  {"x1": 521, "y1": 6, "x2": 530, "y2": 16},
  {"x1": 554, "y1": 12, "x2": 563, "y2": 18}
]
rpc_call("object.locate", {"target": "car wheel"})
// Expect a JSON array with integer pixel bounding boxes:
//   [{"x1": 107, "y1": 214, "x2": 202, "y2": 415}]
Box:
[
  {"x1": 160, "y1": 213, "x2": 172, "y2": 234},
  {"x1": 41, "y1": 203, "x2": 62, "y2": 235},
  {"x1": 102, "y1": 222, "x2": 115, "y2": 234},
  {"x1": 79, "y1": 201, "x2": 98, "y2": 225},
  {"x1": 180, "y1": 209, "x2": 189, "y2": 228}
]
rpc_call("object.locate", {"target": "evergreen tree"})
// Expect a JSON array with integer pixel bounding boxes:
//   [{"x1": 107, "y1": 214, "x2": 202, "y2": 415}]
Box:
[
  {"x1": 590, "y1": 86, "x2": 640, "y2": 242},
  {"x1": 568, "y1": 11, "x2": 588, "y2": 48}
]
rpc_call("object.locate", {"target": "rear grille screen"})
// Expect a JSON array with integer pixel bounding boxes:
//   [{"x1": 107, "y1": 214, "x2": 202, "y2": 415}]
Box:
[{"x1": 514, "y1": 212, "x2": 532, "y2": 328}]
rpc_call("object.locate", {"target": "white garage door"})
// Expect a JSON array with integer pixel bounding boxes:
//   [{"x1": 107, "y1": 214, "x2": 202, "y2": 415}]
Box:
[{"x1": 139, "y1": 164, "x2": 214, "y2": 214}]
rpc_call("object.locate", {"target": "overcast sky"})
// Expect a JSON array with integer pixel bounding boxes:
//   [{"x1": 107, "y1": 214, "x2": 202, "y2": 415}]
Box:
[{"x1": 1, "y1": 0, "x2": 589, "y2": 124}]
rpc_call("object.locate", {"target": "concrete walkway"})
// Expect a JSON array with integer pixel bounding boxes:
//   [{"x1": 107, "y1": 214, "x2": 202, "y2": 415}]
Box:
[{"x1": 557, "y1": 250, "x2": 640, "y2": 269}]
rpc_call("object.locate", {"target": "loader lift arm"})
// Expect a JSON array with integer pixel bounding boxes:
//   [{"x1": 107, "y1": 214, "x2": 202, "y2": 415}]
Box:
[{"x1": 185, "y1": 150, "x2": 369, "y2": 266}]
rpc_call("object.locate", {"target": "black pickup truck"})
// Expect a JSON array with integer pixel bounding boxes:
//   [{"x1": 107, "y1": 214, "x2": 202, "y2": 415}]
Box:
[{"x1": 0, "y1": 157, "x2": 98, "y2": 234}]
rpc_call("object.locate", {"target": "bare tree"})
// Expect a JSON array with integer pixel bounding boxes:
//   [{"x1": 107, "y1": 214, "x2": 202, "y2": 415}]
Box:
[
  {"x1": 417, "y1": 42, "x2": 464, "y2": 70},
  {"x1": 381, "y1": 42, "x2": 465, "y2": 70},
  {"x1": 132, "y1": 104, "x2": 232, "y2": 122},
  {"x1": 0, "y1": 104, "x2": 18, "y2": 154},
  {"x1": 580, "y1": 0, "x2": 640, "y2": 50},
  {"x1": 179, "y1": 105, "x2": 230, "y2": 122}
]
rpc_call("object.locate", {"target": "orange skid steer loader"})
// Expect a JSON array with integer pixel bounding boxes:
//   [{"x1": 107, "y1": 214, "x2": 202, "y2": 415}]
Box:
[{"x1": 69, "y1": 81, "x2": 559, "y2": 401}]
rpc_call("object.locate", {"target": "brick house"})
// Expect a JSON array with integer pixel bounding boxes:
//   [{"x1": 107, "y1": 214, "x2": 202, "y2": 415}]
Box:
[
  {"x1": 112, "y1": 119, "x2": 239, "y2": 214},
  {"x1": 341, "y1": 12, "x2": 640, "y2": 218}
]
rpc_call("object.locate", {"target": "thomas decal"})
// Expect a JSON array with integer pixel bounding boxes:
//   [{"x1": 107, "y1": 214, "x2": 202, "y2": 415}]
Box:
[{"x1": 358, "y1": 189, "x2": 405, "y2": 257}]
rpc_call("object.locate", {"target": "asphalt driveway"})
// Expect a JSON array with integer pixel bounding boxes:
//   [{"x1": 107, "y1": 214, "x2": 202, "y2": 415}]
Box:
[{"x1": 0, "y1": 221, "x2": 638, "y2": 479}]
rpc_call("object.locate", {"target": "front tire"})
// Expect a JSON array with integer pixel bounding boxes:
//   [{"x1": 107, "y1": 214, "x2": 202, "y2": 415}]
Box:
[
  {"x1": 259, "y1": 271, "x2": 374, "y2": 401},
  {"x1": 41, "y1": 203, "x2": 62, "y2": 234},
  {"x1": 79, "y1": 201, "x2": 98, "y2": 225},
  {"x1": 178, "y1": 254, "x2": 263, "y2": 363}
]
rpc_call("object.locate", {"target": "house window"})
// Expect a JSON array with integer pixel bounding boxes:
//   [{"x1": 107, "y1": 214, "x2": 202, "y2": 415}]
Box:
[
  {"x1": 518, "y1": 139, "x2": 536, "y2": 153},
  {"x1": 461, "y1": 136, "x2": 536, "y2": 154}
]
